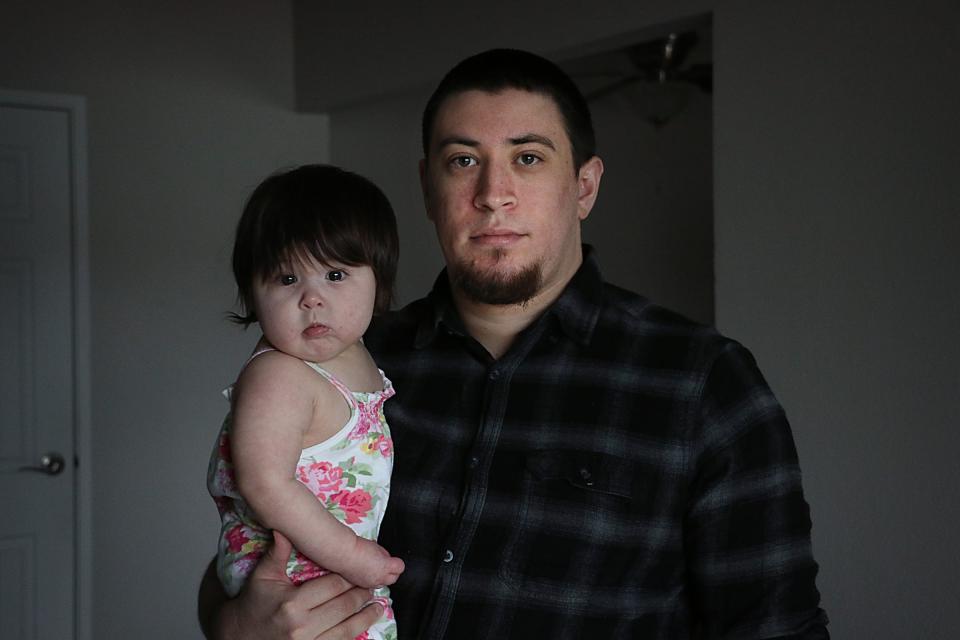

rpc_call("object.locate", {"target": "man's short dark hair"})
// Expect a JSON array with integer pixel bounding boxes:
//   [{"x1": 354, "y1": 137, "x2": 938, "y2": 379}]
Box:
[
  {"x1": 421, "y1": 48, "x2": 596, "y2": 171},
  {"x1": 231, "y1": 164, "x2": 399, "y2": 324}
]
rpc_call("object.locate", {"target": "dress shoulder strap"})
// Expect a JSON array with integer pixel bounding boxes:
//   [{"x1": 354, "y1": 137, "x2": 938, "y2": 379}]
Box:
[
  {"x1": 222, "y1": 345, "x2": 280, "y2": 401},
  {"x1": 302, "y1": 361, "x2": 356, "y2": 408},
  {"x1": 247, "y1": 345, "x2": 277, "y2": 362}
]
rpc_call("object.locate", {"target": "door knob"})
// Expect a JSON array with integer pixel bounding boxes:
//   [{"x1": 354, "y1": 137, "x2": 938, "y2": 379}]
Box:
[{"x1": 19, "y1": 453, "x2": 66, "y2": 476}]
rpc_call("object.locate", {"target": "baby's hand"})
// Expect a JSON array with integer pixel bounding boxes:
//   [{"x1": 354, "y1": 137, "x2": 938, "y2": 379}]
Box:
[{"x1": 340, "y1": 536, "x2": 405, "y2": 588}]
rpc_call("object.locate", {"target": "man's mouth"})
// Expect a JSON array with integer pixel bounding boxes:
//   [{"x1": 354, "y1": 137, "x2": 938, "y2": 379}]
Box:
[{"x1": 471, "y1": 228, "x2": 525, "y2": 246}]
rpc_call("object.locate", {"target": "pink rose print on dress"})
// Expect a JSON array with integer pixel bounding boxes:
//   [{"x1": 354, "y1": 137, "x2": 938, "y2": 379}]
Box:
[
  {"x1": 348, "y1": 396, "x2": 384, "y2": 441},
  {"x1": 218, "y1": 432, "x2": 233, "y2": 463},
  {"x1": 213, "y1": 496, "x2": 230, "y2": 514},
  {"x1": 235, "y1": 555, "x2": 260, "y2": 578},
  {"x1": 288, "y1": 551, "x2": 327, "y2": 585},
  {"x1": 354, "y1": 632, "x2": 370, "y2": 640},
  {"x1": 226, "y1": 526, "x2": 251, "y2": 553},
  {"x1": 362, "y1": 434, "x2": 393, "y2": 458},
  {"x1": 329, "y1": 488, "x2": 373, "y2": 524},
  {"x1": 297, "y1": 460, "x2": 345, "y2": 499},
  {"x1": 216, "y1": 465, "x2": 237, "y2": 495}
]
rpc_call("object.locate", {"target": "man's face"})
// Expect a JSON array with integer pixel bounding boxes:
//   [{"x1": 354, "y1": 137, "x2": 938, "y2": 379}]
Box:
[{"x1": 421, "y1": 89, "x2": 602, "y2": 306}]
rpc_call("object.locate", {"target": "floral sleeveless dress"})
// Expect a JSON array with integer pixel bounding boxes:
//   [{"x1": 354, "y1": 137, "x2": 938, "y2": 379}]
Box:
[{"x1": 207, "y1": 354, "x2": 397, "y2": 640}]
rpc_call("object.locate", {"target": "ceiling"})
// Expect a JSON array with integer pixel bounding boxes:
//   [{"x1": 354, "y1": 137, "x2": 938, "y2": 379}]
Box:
[{"x1": 290, "y1": 1, "x2": 712, "y2": 112}]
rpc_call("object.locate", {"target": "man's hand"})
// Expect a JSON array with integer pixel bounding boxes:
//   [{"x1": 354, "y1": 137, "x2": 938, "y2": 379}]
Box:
[{"x1": 202, "y1": 531, "x2": 383, "y2": 640}]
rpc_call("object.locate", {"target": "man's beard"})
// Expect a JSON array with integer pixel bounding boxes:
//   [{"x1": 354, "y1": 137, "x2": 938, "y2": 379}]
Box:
[{"x1": 450, "y1": 250, "x2": 542, "y2": 306}]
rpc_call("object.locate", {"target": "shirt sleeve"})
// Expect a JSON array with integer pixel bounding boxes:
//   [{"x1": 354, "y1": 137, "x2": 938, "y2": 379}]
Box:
[{"x1": 684, "y1": 341, "x2": 829, "y2": 638}]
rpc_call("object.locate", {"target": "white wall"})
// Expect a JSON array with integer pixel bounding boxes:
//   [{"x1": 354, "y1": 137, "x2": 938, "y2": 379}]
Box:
[{"x1": 0, "y1": 2, "x2": 329, "y2": 637}]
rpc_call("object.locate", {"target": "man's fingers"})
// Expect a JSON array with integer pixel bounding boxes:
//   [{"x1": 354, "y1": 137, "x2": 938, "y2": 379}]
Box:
[
  {"x1": 239, "y1": 540, "x2": 387, "y2": 639},
  {"x1": 295, "y1": 576, "x2": 381, "y2": 636},
  {"x1": 246, "y1": 530, "x2": 294, "y2": 583},
  {"x1": 277, "y1": 573, "x2": 376, "y2": 633},
  {"x1": 291, "y1": 572, "x2": 355, "y2": 608},
  {"x1": 318, "y1": 599, "x2": 384, "y2": 640}
]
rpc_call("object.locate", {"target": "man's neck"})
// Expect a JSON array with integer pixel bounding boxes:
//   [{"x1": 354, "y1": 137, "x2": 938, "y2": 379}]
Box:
[{"x1": 451, "y1": 267, "x2": 575, "y2": 360}]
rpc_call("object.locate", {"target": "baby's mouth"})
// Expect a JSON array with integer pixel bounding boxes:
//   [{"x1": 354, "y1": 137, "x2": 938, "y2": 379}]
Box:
[{"x1": 303, "y1": 323, "x2": 330, "y2": 338}]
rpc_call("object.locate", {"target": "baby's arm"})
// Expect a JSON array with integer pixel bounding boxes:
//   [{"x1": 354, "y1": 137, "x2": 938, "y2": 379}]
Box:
[{"x1": 230, "y1": 351, "x2": 404, "y2": 588}]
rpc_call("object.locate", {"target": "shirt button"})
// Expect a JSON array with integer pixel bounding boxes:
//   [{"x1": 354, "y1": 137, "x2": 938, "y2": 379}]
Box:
[
  {"x1": 469, "y1": 455, "x2": 480, "y2": 468},
  {"x1": 488, "y1": 369, "x2": 500, "y2": 380},
  {"x1": 579, "y1": 467, "x2": 594, "y2": 486},
  {"x1": 442, "y1": 549, "x2": 454, "y2": 563}
]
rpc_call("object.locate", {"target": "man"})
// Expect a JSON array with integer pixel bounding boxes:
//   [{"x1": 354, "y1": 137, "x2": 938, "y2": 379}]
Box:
[{"x1": 200, "y1": 49, "x2": 828, "y2": 638}]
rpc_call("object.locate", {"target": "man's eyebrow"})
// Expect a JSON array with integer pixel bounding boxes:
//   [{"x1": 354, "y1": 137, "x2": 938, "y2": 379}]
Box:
[
  {"x1": 508, "y1": 134, "x2": 556, "y2": 149},
  {"x1": 435, "y1": 136, "x2": 479, "y2": 149},
  {"x1": 435, "y1": 134, "x2": 557, "y2": 150}
]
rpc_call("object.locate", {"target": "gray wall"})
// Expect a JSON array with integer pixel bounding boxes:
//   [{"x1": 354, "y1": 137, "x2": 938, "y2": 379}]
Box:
[
  {"x1": 2, "y1": 0, "x2": 958, "y2": 638},
  {"x1": 714, "y1": 4, "x2": 960, "y2": 636},
  {"x1": 0, "y1": 2, "x2": 329, "y2": 637}
]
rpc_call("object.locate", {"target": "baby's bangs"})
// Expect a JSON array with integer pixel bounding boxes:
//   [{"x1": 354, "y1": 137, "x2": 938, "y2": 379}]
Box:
[{"x1": 258, "y1": 238, "x2": 366, "y2": 281}]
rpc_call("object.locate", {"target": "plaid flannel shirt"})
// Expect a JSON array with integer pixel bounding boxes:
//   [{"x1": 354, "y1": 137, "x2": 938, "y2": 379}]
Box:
[{"x1": 368, "y1": 247, "x2": 828, "y2": 639}]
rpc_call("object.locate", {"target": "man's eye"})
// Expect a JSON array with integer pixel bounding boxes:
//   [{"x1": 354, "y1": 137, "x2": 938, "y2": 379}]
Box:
[
  {"x1": 517, "y1": 153, "x2": 540, "y2": 166},
  {"x1": 451, "y1": 156, "x2": 477, "y2": 168},
  {"x1": 326, "y1": 270, "x2": 345, "y2": 282},
  {"x1": 279, "y1": 274, "x2": 297, "y2": 285}
]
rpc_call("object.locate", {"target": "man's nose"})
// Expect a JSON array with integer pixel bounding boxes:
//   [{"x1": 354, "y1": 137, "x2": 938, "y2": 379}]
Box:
[{"x1": 473, "y1": 163, "x2": 516, "y2": 211}]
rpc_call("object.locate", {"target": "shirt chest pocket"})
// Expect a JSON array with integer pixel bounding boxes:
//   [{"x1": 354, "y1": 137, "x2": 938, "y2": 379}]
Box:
[
  {"x1": 497, "y1": 450, "x2": 659, "y2": 599},
  {"x1": 526, "y1": 450, "x2": 636, "y2": 500}
]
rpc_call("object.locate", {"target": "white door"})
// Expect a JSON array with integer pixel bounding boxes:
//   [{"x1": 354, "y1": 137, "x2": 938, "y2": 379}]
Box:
[{"x1": 0, "y1": 95, "x2": 83, "y2": 638}]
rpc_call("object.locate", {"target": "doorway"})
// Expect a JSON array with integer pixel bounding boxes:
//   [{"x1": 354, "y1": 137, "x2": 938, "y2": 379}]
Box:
[
  {"x1": 0, "y1": 90, "x2": 91, "y2": 640},
  {"x1": 559, "y1": 16, "x2": 714, "y2": 325}
]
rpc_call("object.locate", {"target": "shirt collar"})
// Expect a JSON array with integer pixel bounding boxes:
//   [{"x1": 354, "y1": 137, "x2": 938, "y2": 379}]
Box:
[
  {"x1": 550, "y1": 245, "x2": 603, "y2": 347},
  {"x1": 413, "y1": 244, "x2": 604, "y2": 350},
  {"x1": 412, "y1": 270, "x2": 461, "y2": 349}
]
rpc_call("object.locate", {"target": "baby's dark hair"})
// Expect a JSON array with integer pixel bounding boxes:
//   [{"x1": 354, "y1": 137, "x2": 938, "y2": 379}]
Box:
[{"x1": 231, "y1": 164, "x2": 399, "y2": 325}]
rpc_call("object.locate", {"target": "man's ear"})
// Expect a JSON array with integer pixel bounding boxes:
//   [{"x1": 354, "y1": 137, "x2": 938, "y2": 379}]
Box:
[
  {"x1": 576, "y1": 155, "x2": 604, "y2": 222},
  {"x1": 419, "y1": 158, "x2": 434, "y2": 221}
]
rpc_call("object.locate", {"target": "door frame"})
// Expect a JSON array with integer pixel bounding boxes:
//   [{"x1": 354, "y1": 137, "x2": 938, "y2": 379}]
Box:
[{"x1": 0, "y1": 89, "x2": 91, "y2": 640}]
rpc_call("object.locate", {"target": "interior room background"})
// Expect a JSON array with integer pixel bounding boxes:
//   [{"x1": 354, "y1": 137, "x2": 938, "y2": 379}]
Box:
[{"x1": 0, "y1": 1, "x2": 957, "y2": 638}]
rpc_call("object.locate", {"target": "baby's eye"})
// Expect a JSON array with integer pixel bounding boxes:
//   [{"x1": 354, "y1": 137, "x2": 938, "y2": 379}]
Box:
[
  {"x1": 326, "y1": 270, "x2": 346, "y2": 282},
  {"x1": 279, "y1": 274, "x2": 297, "y2": 286}
]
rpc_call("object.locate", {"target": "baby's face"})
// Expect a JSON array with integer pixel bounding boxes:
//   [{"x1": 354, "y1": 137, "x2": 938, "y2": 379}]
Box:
[{"x1": 253, "y1": 255, "x2": 376, "y2": 365}]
